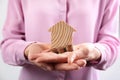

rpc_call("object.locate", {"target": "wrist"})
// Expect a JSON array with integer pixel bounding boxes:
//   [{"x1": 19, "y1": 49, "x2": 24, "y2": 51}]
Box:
[
  {"x1": 86, "y1": 47, "x2": 101, "y2": 66},
  {"x1": 24, "y1": 42, "x2": 40, "y2": 60},
  {"x1": 86, "y1": 56, "x2": 101, "y2": 66}
]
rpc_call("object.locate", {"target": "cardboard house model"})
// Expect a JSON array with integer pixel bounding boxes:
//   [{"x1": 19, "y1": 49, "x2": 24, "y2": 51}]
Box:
[{"x1": 49, "y1": 21, "x2": 76, "y2": 52}]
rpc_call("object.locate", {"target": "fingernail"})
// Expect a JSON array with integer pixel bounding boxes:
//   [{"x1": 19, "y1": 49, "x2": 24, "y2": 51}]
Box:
[
  {"x1": 70, "y1": 57, "x2": 74, "y2": 63},
  {"x1": 71, "y1": 53, "x2": 76, "y2": 63},
  {"x1": 68, "y1": 57, "x2": 73, "y2": 64}
]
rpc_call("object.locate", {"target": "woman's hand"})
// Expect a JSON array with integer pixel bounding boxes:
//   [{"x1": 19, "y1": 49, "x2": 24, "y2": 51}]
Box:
[
  {"x1": 68, "y1": 43, "x2": 101, "y2": 64},
  {"x1": 55, "y1": 57, "x2": 87, "y2": 71},
  {"x1": 55, "y1": 43, "x2": 101, "y2": 71},
  {"x1": 24, "y1": 43, "x2": 54, "y2": 71},
  {"x1": 24, "y1": 43, "x2": 68, "y2": 71}
]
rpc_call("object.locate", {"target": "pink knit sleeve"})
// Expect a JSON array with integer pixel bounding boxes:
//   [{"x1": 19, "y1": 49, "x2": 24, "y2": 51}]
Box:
[
  {"x1": 0, "y1": 0, "x2": 33, "y2": 66},
  {"x1": 93, "y1": 0, "x2": 120, "y2": 70}
]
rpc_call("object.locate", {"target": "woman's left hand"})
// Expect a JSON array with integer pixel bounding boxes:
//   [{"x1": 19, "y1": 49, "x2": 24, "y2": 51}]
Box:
[
  {"x1": 55, "y1": 43, "x2": 101, "y2": 71},
  {"x1": 68, "y1": 43, "x2": 101, "y2": 64}
]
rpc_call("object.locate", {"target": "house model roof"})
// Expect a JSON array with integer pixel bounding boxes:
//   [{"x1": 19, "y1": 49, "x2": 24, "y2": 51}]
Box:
[{"x1": 49, "y1": 21, "x2": 76, "y2": 53}]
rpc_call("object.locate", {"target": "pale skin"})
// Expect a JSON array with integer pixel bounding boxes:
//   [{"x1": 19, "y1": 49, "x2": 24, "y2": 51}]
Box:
[{"x1": 24, "y1": 42, "x2": 101, "y2": 71}]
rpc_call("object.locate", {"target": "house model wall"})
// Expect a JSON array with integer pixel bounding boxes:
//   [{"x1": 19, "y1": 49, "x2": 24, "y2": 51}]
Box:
[{"x1": 49, "y1": 21, "x2": 76, "y2": 53}]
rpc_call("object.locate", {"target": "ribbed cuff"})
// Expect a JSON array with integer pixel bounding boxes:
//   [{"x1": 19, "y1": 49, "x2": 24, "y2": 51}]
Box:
[
  {"x1": 15, "y1": 41, "x2": 35, "y2": 65},
  {"x1": 92, "y1": 43, "x2": 107, "y2": 70}
]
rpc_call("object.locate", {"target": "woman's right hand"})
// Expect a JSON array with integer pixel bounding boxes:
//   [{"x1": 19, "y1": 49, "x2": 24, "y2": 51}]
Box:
[
  {"x1": 24, "y1": 43, "x2": 68, "y2": 71},
  {"x1": 24, "y1": 43, "x2": 54, "y2": 71}
]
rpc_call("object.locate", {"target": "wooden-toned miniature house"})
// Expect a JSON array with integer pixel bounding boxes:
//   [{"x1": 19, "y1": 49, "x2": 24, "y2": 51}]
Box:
[{"x1": 49, "y1": 21, "x2": 76, "y2": 49}]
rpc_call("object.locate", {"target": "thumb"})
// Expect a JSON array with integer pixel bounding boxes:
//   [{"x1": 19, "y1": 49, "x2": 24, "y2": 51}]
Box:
[
  {"x1": 74, "y1": 59, "x2": 87, "y2": 67},
  {"x1": 68, "y1": 52, "x2": 77, "y2": 64}
]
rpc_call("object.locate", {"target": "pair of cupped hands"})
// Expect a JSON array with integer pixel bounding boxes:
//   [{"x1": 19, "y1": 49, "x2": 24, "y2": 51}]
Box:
[{"x1": 24, "y1": 42, "x2": 101, "y2": 71}]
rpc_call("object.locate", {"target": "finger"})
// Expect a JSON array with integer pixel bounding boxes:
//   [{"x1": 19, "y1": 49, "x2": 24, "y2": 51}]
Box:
[
  {"x1": 55, "y1": 63, "x2": 81, "y2": 71},
  {"x1": 68, "y1": 52, "x2": 76, "y2": 64},
  {"x1": 28, "y1": 52, "x2": 57, "y2": 61},
  {"x1": 74, "y1": 59, "x2": 87, "y2": 67},
  {"x1": 34, "y1": 62, "x2": 54, "y2": 71},
  {"x1": 68, "y1": 50, "x2": 82, "y2": 64},
  {"x1": 68, "y1": 48, "x2": 90, "y2": 64},
  {"x1": 34, "y1": 52, "x2": 68, "y2": 63},
  {"x1": 28, "y1": 48, "x2": 52, "y2": 61}
]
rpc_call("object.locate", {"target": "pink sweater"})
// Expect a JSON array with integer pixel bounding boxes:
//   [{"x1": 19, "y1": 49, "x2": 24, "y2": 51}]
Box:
[{"x1": 1, "y1": 0, "x2": 120, "y2": 80}]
